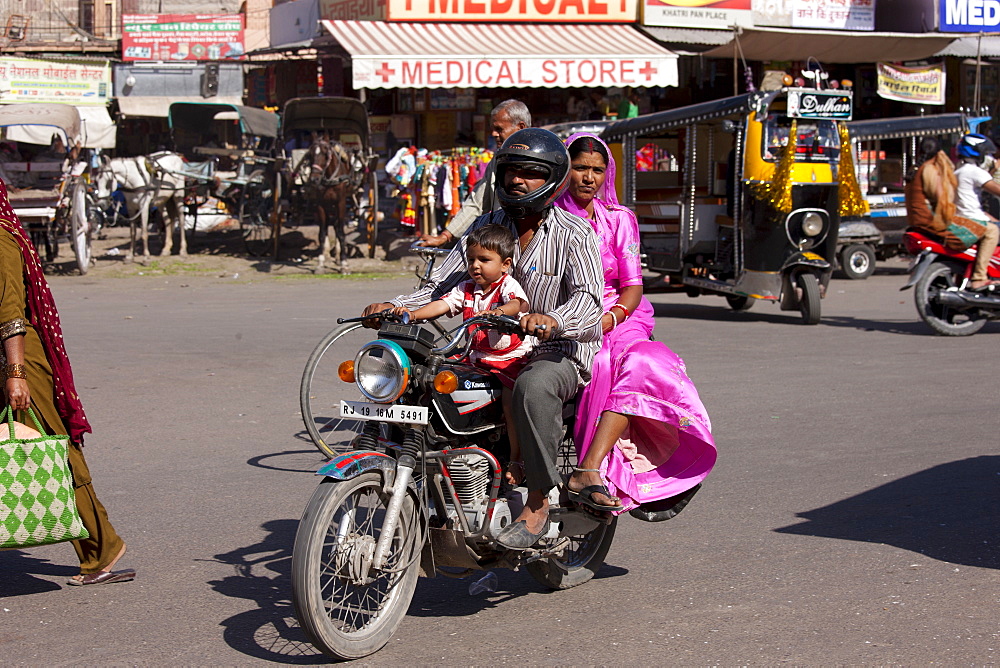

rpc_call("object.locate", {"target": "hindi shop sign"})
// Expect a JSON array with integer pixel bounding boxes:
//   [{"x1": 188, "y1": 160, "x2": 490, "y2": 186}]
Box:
[
  {"x1": 384, "y1": 0, "x2": 636, "y2": 21},
  {"x1": 876, "y1": 62, "x2": 945, "y2": 105},
  {"x1": 353, "y1": 56, "x2": 677, "y2": 89},
  {"x1": 0, "y1": 57, "x2": 111, "y2": 105},
  {"x1": 122, "y1": 14, "x2": 245, "y2": 61},
  {"x1": 792, "y1": 0, "x2": 875, "y2": 31}
]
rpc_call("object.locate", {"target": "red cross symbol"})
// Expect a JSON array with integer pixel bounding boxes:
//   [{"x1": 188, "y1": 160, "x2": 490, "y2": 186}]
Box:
[
  {"x1": 375, "y1": 62, "x2": 396, "y2": 82},
  {"x1": 639, "y1": 61, "x2": 658, "y2": 81}
]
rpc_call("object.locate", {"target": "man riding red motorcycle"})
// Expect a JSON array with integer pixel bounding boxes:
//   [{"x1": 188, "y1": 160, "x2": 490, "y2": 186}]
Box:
[
  {"x1": 902, "y1": 135, "x2": 1000, "y2": 335},
  {"x1": 905, "y1": 135, "x2": 1000, "y2": 291}
]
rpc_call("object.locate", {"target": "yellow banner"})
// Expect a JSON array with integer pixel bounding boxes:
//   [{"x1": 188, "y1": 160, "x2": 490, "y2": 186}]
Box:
[{"x1": 877, "y1": 62, "x2": 945, "y2": 106}]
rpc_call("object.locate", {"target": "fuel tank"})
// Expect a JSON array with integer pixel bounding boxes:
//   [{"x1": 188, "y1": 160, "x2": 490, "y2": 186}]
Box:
[{"x1": 432, "y1": 362, "x2": 504, "y2": 435}]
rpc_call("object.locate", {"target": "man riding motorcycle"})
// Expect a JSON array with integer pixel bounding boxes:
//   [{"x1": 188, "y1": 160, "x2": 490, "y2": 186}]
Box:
[
  {"x1": 362, "y1": 128, "x2": 604, "y2": 548},
  {"x1": 905, "y1": 135, "x2": 1000, "y2": 291}
]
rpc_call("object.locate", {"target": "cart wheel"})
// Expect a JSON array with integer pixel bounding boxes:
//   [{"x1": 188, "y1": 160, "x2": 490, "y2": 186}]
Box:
[
  {"x1": 796, "y1": 273, "x2": 821, "y2": 325},
  {"x1": 240, "y1": 169, "x2": 275, "y2": 257},
  {"x1": 725, "y1": 294, "x2": 754, "y2": 311},
  {"x1": 70, "y1": 183, "x2": 92, "y2": 275},
  {"x1": 839, "y1": 244, "x2": 876, "y2": 280}
]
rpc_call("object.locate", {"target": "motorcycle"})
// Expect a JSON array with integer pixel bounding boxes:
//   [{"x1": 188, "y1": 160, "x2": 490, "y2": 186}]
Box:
[
  {"x1": 901, "y1": 228, "x2": 1000, "y2": 336},
  {"x1": 291, "y1": 311, "x2": 617, "y2": 660}
]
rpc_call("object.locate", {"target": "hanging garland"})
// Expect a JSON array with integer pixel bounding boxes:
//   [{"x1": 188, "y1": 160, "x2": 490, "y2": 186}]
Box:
[
  {"x1": 750, "y1": 119, "x2": 798, "y2": 215},
  {"x1": 837, "y1": 121, "x2": 868, "y2": 219}
]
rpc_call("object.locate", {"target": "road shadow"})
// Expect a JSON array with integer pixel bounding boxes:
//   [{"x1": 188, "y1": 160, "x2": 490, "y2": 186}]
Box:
[
  {"x1": 407, "y1": 562, "x2": 629, "y2": 618},
  {"x1": 776, "y1": 455, "x2": 1000, "y2": 569},
  {"x1": 246, "y1": 448, "x2": 330, "y2": 474},
  {"x1": 0, "y1": 550, "x2": 78, "y2": 597},
  {"x1": 649, "y1": 301, "x2": 945, "y2": 336},
  {"x1": 207, "y1": 518, "x2": 329, "y2": 664}
]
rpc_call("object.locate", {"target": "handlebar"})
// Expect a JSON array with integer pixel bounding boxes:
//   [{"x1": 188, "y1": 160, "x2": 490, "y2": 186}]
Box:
[
  {"x1": 431, "y1": 314, "x2": 525, "y2": 357},
  {"x1": 337, "y1": 308, "x2": 410, "y2": 325},
  {"x1": 409, "y1": 241, "x2": 453, "y2": 259}
]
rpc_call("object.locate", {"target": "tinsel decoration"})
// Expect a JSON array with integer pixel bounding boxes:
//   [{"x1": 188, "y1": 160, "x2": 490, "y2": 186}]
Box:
[
  {"x1": 837, "y1": 122, "x2": 868, "y2": 218},
  {"x1": 750, "y1": 119, "x2": 798, "y2": 214}
]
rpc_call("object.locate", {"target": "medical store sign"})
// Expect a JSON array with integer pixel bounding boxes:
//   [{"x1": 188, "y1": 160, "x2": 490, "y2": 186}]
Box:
[
  {"x1": 786, "y1": 90, "x2": 853, "y2": 121},
  {"x1": 0, "y1": 57, "x2": 110, "y2": 105},
  {"x1": 334, "y1": 0, "x2": 637, "y2": 21},
  {"x1": 121, "y1": 14, "x2": 245, "y2": 61},
  {"x1": 940, "y1": 0, "x2": 1000, "y2": 29},
  {"x1": 353, "y1": 56, "x2": 678, "y2": 89},
  {"x1": 644, "y1": 0, "x2": 752, "y2": 29}
]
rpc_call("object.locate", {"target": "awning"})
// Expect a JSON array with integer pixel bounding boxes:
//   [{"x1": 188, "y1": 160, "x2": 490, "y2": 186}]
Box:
[
  {"x1": 935, "y1": 35, "x2": 1000, "y2": 57},
  {"x1": 638, "y1": 26, "x2": 733, "y2": 54},
  {"x1": 703, "y1": 27, "x2": 956, "y2": 64},
  {"x1": 322, "y1": 20, "x2": 678, "y2": 89},
  {"x1": 116, "y1": 95, "x2": 243, "y2": 118},
  {"x1": 847, "y1": 114, "x2": 972, "y2": 141}
]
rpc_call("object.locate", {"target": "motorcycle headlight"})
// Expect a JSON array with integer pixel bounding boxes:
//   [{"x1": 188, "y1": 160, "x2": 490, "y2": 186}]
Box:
[
  {"x1": 354, "y1": 340, "x2": 410, "y2": 403},
  {"x1": 801, "y1": 212, "x2": 824, "y2": 237}
]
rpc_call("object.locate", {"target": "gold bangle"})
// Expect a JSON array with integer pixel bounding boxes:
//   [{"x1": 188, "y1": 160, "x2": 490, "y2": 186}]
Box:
[{"x1": 4, "y1": 363, "x2": 27, "y2": 379}]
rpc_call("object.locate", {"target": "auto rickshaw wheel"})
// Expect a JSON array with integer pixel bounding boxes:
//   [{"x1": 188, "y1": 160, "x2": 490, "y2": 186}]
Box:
[
  {"x1": 725, "y1": 295, "x2": 754, "y2": 311},
  {"x1": 796, "y1": 273, "x2": 821, "y2": 325},
  {"x1": 840, "y1": 244, "x2": 876, "y2": 280}
]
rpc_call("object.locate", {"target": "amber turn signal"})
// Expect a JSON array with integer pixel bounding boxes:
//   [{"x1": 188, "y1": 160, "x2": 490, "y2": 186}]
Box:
[
  {"x1": 782, "y1": 74, "x2": 794, "y2": 86},
  {"x1": 433, "y1": 370, "x2": 459, "y2": 394},
  {"x1": 338, "y1": 360, "x2": 355, "y2": 383}
]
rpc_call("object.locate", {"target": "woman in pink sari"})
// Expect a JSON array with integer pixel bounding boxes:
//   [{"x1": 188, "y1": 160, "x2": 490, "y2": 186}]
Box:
[{"x1": 554, "y1": 133, "x2": 716, "y2": 520}]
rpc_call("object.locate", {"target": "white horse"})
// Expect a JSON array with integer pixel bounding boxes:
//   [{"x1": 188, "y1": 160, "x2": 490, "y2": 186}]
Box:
[{"x1": 107, "y1": 152, "x2": 188, "y2": 261}]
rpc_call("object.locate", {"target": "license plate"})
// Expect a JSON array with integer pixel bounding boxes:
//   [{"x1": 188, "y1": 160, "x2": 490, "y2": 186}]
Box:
[{"x1": 340, "y1": 400, "x2": 429, "y2": 425}]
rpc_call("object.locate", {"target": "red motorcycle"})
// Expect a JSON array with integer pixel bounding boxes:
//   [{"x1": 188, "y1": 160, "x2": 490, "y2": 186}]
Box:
[{"x1": 901, "y1": 228, "x2": 1000, "y2": 336}]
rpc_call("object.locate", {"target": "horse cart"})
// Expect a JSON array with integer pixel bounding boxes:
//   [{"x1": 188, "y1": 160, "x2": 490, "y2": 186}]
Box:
[
  {"x1": 0, "y1": 103, "x2": 95, "y2": 274},
  {"x1": 167, "y1": 101, "x2": 281, "y2": 257},
  {"x1": 282, "y1": 97, "x2": 380, "y2": 269}
]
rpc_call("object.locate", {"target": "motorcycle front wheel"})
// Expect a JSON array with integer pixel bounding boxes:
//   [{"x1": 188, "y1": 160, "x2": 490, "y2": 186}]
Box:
[
  {"x1": 914, "y1": 262, "x2": 987, "y2": 336},
  {"x1": 292, "y1": 473, "x2": 421, "y2": 661}
]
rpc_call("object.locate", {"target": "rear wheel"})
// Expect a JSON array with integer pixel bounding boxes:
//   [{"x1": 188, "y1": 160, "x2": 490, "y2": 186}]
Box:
[
  {"x1": 840, "y1": 244, "x2": 876, "y2": 280},
  {"x1": 526, "y1": 435, "x2": 618, "y2": 590},
  {"x1": 292, "y1": 474, "x2": 420, "y2": 660},
  {"x1": 725, "y1": 294, "x2": 754, "y2": 311},
  {"x1": 796, "y1": 273, "x2": 821, "y2": 325},
  {"x1": 300, "y1": 322, "x2": 375, "y2": 458},
  {"x1": 914, "y1": 262, "x2": 987, "y2": 336}
]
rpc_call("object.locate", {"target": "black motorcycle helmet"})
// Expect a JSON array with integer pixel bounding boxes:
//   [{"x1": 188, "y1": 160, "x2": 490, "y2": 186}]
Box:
[{"x1": 494, "y1": 128, "x2": 570, "y2": 219}]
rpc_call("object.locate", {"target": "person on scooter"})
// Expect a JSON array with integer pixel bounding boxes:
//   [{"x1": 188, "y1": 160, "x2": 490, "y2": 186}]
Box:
[
  {"x1": 362, "y1": 128, "x2": 604, "y2": 549},
  {"x1": 905, "y1": 136, "x2": 1000, "y2": 290},
  {"x1": 954, "y1": 133, "x2": 1000, "y2": 227}
]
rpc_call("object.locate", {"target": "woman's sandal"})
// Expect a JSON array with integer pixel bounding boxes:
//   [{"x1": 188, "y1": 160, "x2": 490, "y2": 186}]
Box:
[
  {"x1": 67, "y1": 543, "x2": 136, "y2": 587},
  {"x1": 567, "y1": 467, "x2": 623, "y2": 512}
]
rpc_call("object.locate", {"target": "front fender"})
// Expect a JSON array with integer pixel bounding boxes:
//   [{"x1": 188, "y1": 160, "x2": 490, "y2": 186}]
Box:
[
  {"x1": 781, "y1": 251, "x2": 832, "y2": 273},
  {"x1": 900, "y1": 249, "x2": 935, "y2": 291},
  {"x1": 316, "y1": 450, "x2": 396, "y2": 481}
]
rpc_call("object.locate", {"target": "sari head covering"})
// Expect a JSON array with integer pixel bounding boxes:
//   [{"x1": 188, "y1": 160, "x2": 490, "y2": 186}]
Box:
[
  {"x1": 553, "y1": 131, "x2": 619, "y2": 219},
  {"x1": 0, "y1": 179, "x2": 92, "y2": 444}
]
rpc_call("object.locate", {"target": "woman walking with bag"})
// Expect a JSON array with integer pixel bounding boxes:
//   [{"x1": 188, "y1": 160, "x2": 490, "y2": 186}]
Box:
[{"x1": 0, "y1": 179, "x2": 134, "y2": 586}]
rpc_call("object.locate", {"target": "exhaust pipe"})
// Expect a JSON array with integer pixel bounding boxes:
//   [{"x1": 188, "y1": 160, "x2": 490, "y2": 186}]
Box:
[{"x1": 934, "y1": 289, "x2": 1000, "y2": 309}]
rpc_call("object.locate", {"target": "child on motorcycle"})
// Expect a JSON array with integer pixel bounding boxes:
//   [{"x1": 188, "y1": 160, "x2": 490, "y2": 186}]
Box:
[{"x1": 392, "y1": 223, "x2": 534, "y2": 484}]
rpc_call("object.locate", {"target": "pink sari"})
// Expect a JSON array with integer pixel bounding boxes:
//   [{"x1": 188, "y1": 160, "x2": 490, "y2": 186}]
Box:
[{"x1": 555, "y1": 133, "x2": 716, "y2": 513}]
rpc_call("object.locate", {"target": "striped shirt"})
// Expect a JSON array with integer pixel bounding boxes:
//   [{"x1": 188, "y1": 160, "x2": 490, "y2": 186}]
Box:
[{"x1": 392, "y1": 207, "x2": 604, "y2": 381}]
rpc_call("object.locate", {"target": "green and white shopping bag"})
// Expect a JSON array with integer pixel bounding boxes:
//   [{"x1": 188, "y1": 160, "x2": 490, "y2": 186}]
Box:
[{"x1": 0, "y1": 406, "x2": 89, "y2": 548}]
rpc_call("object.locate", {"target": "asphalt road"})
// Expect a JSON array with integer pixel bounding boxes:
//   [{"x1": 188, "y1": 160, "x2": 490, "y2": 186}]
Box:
[{"x1": 2, "y1": 261, "x2": 998, "y2": 665}]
